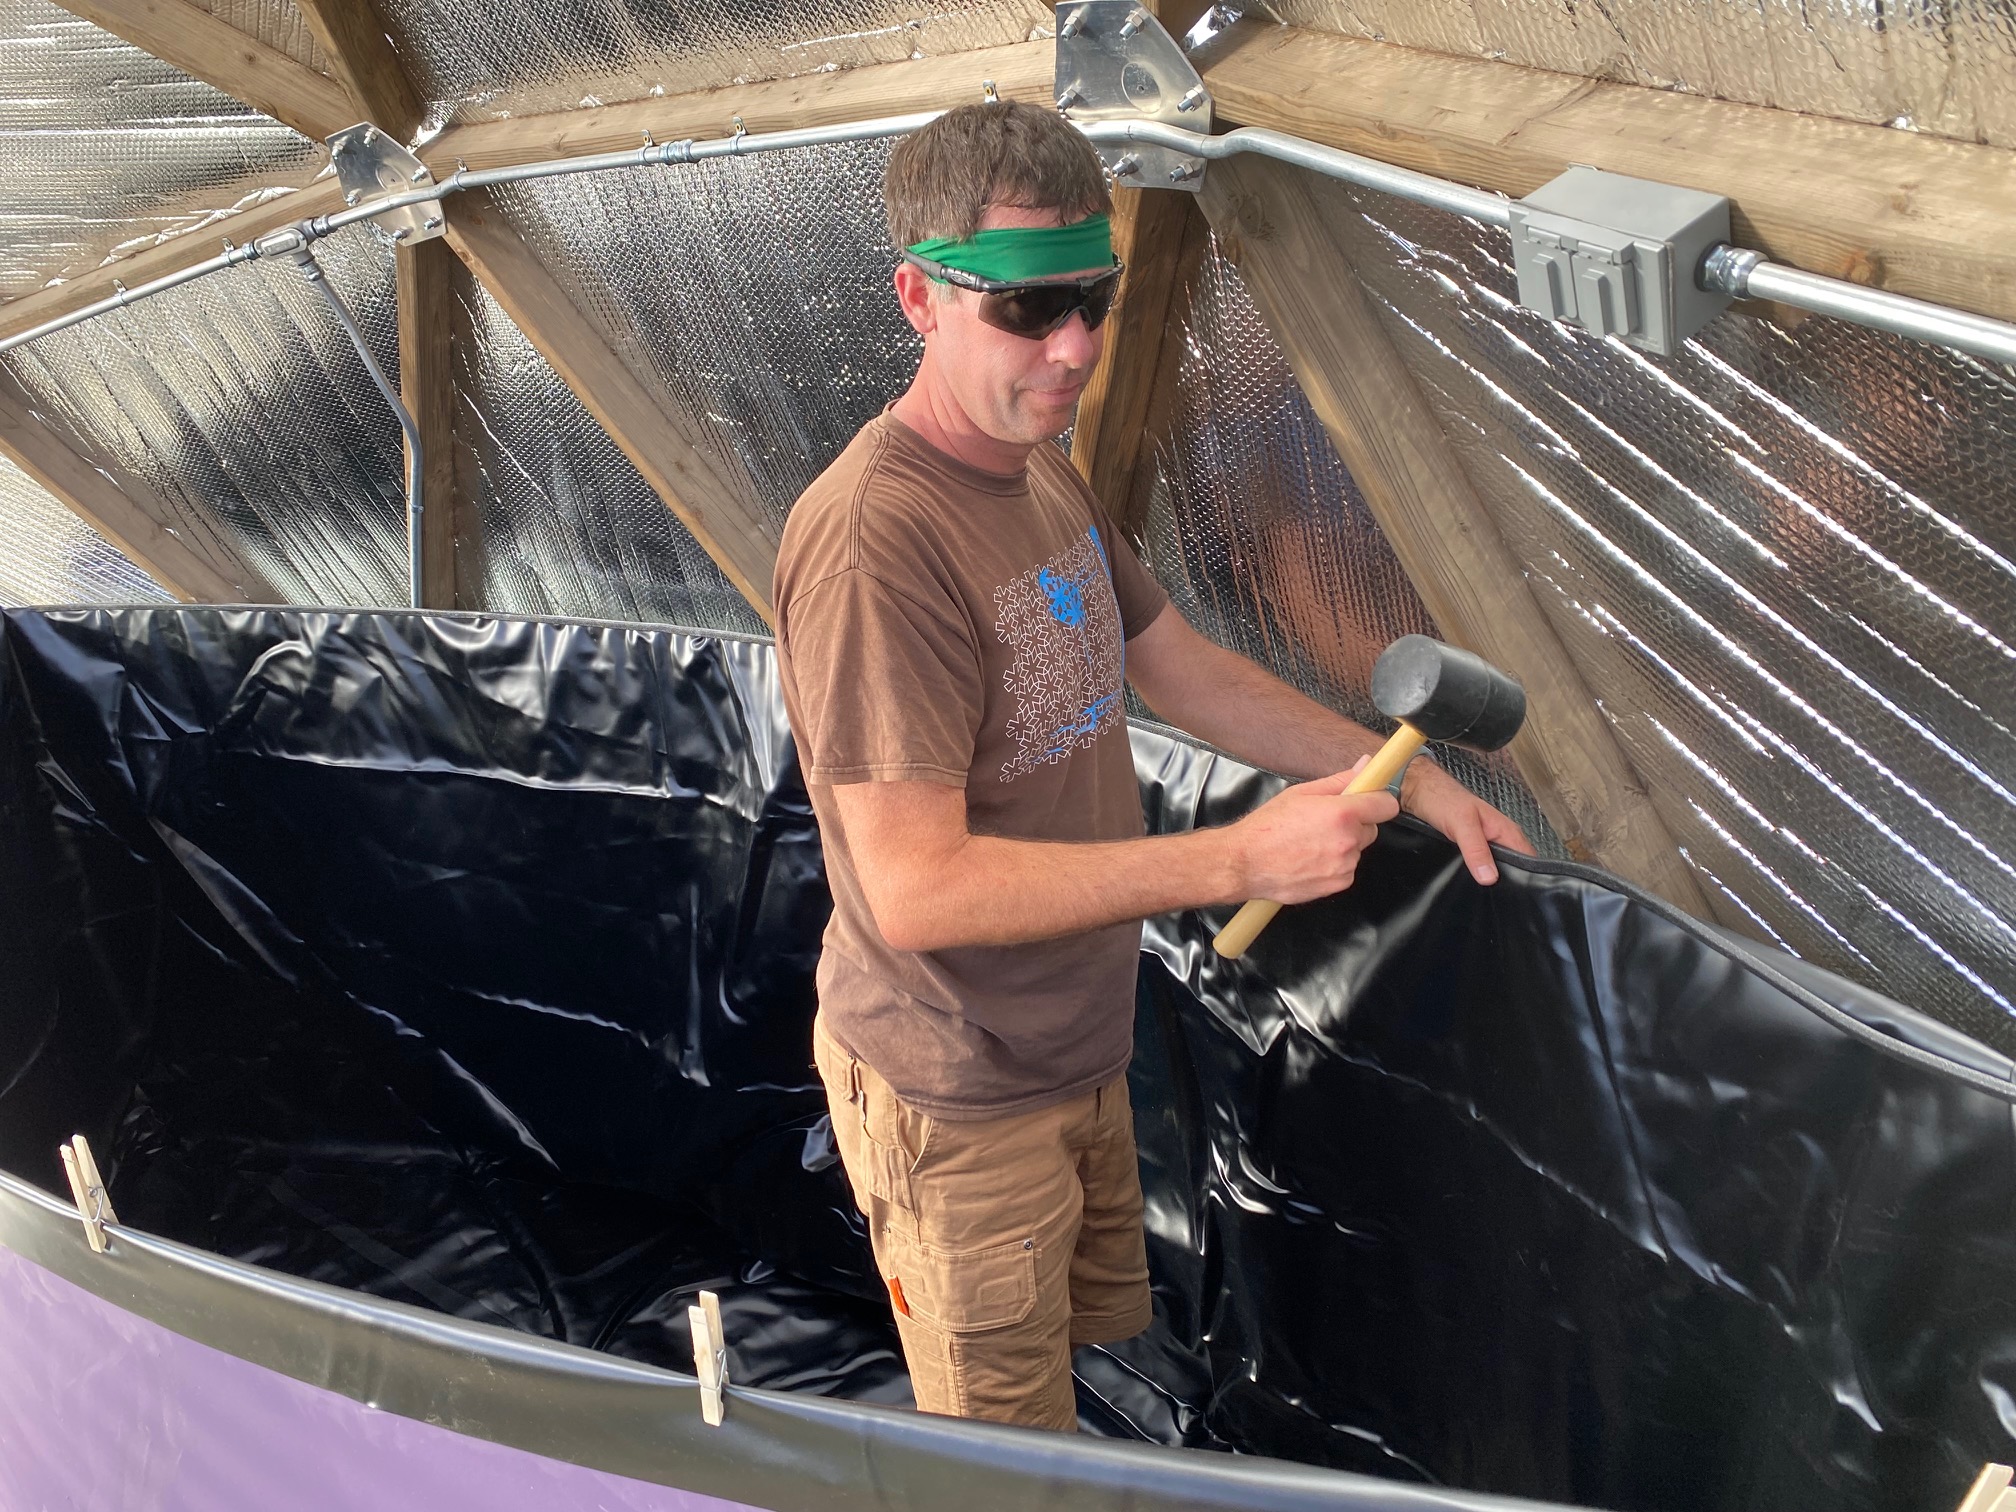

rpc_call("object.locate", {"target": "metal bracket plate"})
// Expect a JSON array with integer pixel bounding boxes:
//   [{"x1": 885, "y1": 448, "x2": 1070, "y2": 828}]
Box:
[
  {"x1": 327, "y1": 123, "x2": 446, "y2": 245},
  {"x1": 1055, "y1": 2, "x2": 1211, "y2": 192}
]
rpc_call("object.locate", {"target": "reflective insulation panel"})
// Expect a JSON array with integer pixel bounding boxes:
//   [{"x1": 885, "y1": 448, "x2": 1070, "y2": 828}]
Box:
[
  {"x1": 484, "y1": 138, "x2": 923, "y2": 540},
  {"x1": 1139, "y1": 233, "x2": 1561, "y2": 853},
  {"x1": 0, "y1": 0, "x2": 324, "y2": 301},
  {"x1": 1256, "y1": 0, "x2": 2016, "y2": 148},
  {"x1": 383, "y1": 0, "x2": 1051, "y2": 130},
  {"x1": 1293, "y1": 170, "x2": 2016, "y2": 1049},
  {"x1": 451, "y1": 260, "x2": 766, "y2": 635},
  {"x1": 0, "y1": 457, "x2": 169, "y2": 607},
  {"x1": 1, "y1": 229, "x2": 410, "y2": 608}
]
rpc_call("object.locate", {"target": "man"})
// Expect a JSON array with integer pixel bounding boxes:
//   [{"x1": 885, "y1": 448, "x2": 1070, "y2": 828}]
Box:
[{"x1": 773, "y1": 102, "x2": 1533, "y2": 1432}]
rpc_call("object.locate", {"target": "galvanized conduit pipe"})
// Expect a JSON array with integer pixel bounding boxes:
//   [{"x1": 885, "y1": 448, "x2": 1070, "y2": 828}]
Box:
[
  {"x1": 291, "y1": 245, "x2": 424, "y2": 607},
  {"x1": 1084, "y1": 119, "x2": 2016, "y2": 367},
  {"x1": 0, "y1": 109, "x2": 2007, "y2": 611},
  {"x1": 3, "y1": 111, "x2": 2012, "y2": 367}
]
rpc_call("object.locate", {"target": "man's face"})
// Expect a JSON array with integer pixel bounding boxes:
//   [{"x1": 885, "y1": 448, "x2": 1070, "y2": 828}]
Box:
[{"x1": 896, "y1": 203, "x2": 1109, "y2": 449}]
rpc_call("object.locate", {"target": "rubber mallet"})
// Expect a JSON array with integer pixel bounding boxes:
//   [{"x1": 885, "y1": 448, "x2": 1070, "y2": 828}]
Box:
[{"x1": 1211, "y1": 635, "x2": 1528, "y2": 960}]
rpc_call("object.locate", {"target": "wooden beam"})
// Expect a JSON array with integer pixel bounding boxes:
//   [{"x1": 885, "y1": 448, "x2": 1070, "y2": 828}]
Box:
[
  {"x1": 50, "y1": 0, "x2": 356, "y2": 142},
  {"x1": 1071, "y1": 187, "x2": 1199, "y2": 536},
  {"x1": 0, "y1": 374, "x2": 274, "y2": 604},
  {"x1": 443, "y1": 191, "x2": 778, "y2": 622},
  {"x1": 288, "y1": 0, "x2": 421, "y2": 140},
  {"x1": 1200, "y1": 153, "x2": 1715, "y2": 918},
  {"x1": 1196, "y1": 19, "x2": 2016, "y2": 327},
  {"x1": 420, "y1": 38, "x2": 1051, "y2": 175}
]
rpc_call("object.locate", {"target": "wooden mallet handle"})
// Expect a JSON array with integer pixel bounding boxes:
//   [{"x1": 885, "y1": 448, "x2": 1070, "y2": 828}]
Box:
[{"x1": 1211, "y1": 721, "x2": 1429, "y2": 960}]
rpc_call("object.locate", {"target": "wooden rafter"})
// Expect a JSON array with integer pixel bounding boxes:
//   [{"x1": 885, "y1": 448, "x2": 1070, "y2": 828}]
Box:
[
  {"x1": 51, "y1": 0, "x2": 355, "y2": 142},
  {"x1": 1196, "y1": 18, "x2": 2016, "y2": 327},
  {"x1": 1199, "y1": 154, "x2": 1714, "y2": 918},
  {"x1": 445, "y1": 192, "x2": 780, "y2": 622},
  {"x1": 0, "y1": 181, "x2": 348, "y2": 349},
  {"x1": 0, "y1": 373, "x2": 274, "y2": 604}
]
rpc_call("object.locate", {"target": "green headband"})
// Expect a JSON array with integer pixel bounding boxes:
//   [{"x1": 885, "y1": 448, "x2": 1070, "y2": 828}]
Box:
[{"x1": 906, "y1": 213, "x2": 1114, "y2": 283}]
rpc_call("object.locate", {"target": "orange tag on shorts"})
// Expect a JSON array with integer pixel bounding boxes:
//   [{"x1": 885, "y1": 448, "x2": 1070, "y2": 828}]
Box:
[{"x1": 886, "y1": 1275, "x2": 911, "y2": 1318}]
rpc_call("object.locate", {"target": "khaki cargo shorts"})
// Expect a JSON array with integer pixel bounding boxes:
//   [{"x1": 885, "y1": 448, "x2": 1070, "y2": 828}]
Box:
[{"x1": 812, "y1": 1014, "x2": 1153, "y2": 1431}]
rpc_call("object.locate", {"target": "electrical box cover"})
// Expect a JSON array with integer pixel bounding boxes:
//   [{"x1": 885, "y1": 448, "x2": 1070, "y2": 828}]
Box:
[{"x1": 1510, "y1": 166, "x2": 1731, "y2": 355}]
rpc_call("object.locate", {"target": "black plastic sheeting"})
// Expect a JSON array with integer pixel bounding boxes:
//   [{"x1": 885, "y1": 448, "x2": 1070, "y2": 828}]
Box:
[{"x1": 2, "y1": 606, "x2": 2012, "y2": 1512}]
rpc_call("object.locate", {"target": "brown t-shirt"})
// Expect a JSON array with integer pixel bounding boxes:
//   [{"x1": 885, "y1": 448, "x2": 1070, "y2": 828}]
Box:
[{"x1": 773, "y1": 412, "x2": 1170, "y2": 1119}]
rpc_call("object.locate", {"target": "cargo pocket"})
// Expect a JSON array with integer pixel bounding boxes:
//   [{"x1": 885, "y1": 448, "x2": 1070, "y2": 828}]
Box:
[
  {"x1": 893, "y1": 1233, "x2": 1039, "y2": 1334},
  {"x1": 855, "y1": 1067, "x2": 934, "y2": 1213}
]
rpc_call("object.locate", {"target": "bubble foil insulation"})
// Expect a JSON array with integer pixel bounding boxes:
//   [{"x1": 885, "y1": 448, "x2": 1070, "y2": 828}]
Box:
[
  {"x1": 485, "y1": 139, "x2": 923, "y2": 539},
  {"x1": 381, "y1": 0, "x2": 1050, "y2": 131},
  {"x1": 1273, "y1": 172, "x2": 2016, "y2": 1048},
  {"x1": 449, "y1": 258, "x2": 765, "y2": 635},
  {"x1": 0, "y1": 0, "x2": 323, "y2": 302},
  {"x1": 0, "y1": 454, "x2": 170, "y2": 607},
  {"x1": 1257, "y1": 0, "x2": 2016, "y2": 148},
  {"x1": 1138, "y1": 232, "x2": 1561, "y2": 856},
  {"x1": 1, "y1": 230, "x2": 411, "y2": 608}
]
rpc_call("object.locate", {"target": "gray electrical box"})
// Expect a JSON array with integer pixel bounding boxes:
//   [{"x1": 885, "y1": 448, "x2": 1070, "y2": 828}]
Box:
[{"x1": 1510, "y1": 167, "x2": 1732, "y2": 355}]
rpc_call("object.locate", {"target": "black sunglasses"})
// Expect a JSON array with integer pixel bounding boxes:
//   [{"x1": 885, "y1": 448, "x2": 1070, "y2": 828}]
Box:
[{"x1": 900, "y1": 251, "x2": 1125, "y2": 340}]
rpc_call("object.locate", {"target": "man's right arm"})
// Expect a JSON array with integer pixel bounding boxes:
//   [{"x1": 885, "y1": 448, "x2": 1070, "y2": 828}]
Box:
[{"x1": 829, "y1": 767, "x2": 1396, "y2": 954}]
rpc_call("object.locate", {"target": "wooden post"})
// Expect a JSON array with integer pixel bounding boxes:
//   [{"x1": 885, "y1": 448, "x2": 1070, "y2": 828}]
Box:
[
  {"x1": 1071, "y1": 186, "x2": 1200, "y2": 535},
  {"x1": 396, "y1": 242, "x2": 460, "y2": 608},
  {"x1": 1069, "y1": 0, "x2": 1216, "y2": 534},
  {"x1": 287, "y1": 0, "x2": 470, "y2": 609},
  {"x1": 1101, "y1": 198, "x2": 1216, "y2": 542},
  {"x1": 1199, "y1": 153, "x2": 1713, "y2": 918}
]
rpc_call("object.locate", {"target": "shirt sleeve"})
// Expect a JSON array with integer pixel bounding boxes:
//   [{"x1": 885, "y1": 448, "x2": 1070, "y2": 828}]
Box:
[
  {"x1": 781, "y1": 568, "x2": 982, "y2": 786},
  {"x1": 1098, "y1": 517, "x2": 1170, "y2": 640}
]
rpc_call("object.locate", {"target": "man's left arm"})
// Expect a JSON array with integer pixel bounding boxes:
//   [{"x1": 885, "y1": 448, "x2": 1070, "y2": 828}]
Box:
[{"x1": 1125, "y1": 605, "x2": 1536, "y2": 884}]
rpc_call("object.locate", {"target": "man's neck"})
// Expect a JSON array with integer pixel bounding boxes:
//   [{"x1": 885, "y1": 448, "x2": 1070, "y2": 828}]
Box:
[{"x1": 888, "y1": 369, "x2": 1032, "y2": 478}]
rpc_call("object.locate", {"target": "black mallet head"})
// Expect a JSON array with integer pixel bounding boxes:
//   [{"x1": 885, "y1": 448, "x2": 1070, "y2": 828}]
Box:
[{"x1": 1370, "y1": 635, "x2": 1526, "y2": 751}]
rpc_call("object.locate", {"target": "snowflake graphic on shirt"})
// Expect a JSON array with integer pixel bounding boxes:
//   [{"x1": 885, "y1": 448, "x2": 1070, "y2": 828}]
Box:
[{"x1": 992, "y1": 528, "x2": 1124, "y2": 783}]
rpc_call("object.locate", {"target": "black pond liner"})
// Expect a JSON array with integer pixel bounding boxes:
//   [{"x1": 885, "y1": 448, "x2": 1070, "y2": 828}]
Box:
[{"x1": 1, "y1": 605, "x2": 2011, "y2": 1512}]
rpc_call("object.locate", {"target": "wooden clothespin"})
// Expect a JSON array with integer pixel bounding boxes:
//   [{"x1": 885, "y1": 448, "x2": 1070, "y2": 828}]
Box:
[
  {"x1": 687, "y1": 1288, "x2": 727, "y2": 1426},
  {"x1": 1955, "y1": 1463, "x2": 2016, "y2": 1512},
  {"x1": 57, "y1": 1133, "x2": 118, "y2": 1254}
]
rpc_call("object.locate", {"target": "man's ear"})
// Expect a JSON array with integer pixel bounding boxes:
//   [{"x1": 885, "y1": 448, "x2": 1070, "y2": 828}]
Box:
[{"x1": 893, "y1": 261, "x2": 940, "y2": 337}]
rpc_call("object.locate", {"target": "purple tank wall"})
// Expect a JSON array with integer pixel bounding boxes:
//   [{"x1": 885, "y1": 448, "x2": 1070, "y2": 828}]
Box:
[{"x1": 0, "y1": 1245, "x2": 763, "y2": 1512}]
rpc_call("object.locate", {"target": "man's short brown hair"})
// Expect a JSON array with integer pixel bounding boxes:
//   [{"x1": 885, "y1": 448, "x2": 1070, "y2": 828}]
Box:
[{"x1": 884, "y1": 101, "x2": 1111, "y2": 250}]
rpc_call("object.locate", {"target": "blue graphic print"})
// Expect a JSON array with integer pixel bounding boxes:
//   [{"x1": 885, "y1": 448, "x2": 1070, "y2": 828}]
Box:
[
  {"x1": 993, "y1": 527, "x2": 1125, "y2": 782},
  {"x1": 1040, "y1": 568, "x2": 1085, "y2": 628}
]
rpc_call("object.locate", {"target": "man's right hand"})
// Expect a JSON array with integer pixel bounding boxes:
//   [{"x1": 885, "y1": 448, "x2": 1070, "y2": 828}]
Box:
[{"x1": 1227, "y1": 759, "x2": 1399, "y2": 904}]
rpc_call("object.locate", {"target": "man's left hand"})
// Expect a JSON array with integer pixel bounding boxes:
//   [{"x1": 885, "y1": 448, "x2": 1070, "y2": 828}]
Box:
[{"x1": 1399, "y1": 763, "x2": 1537, "y2": 885}]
